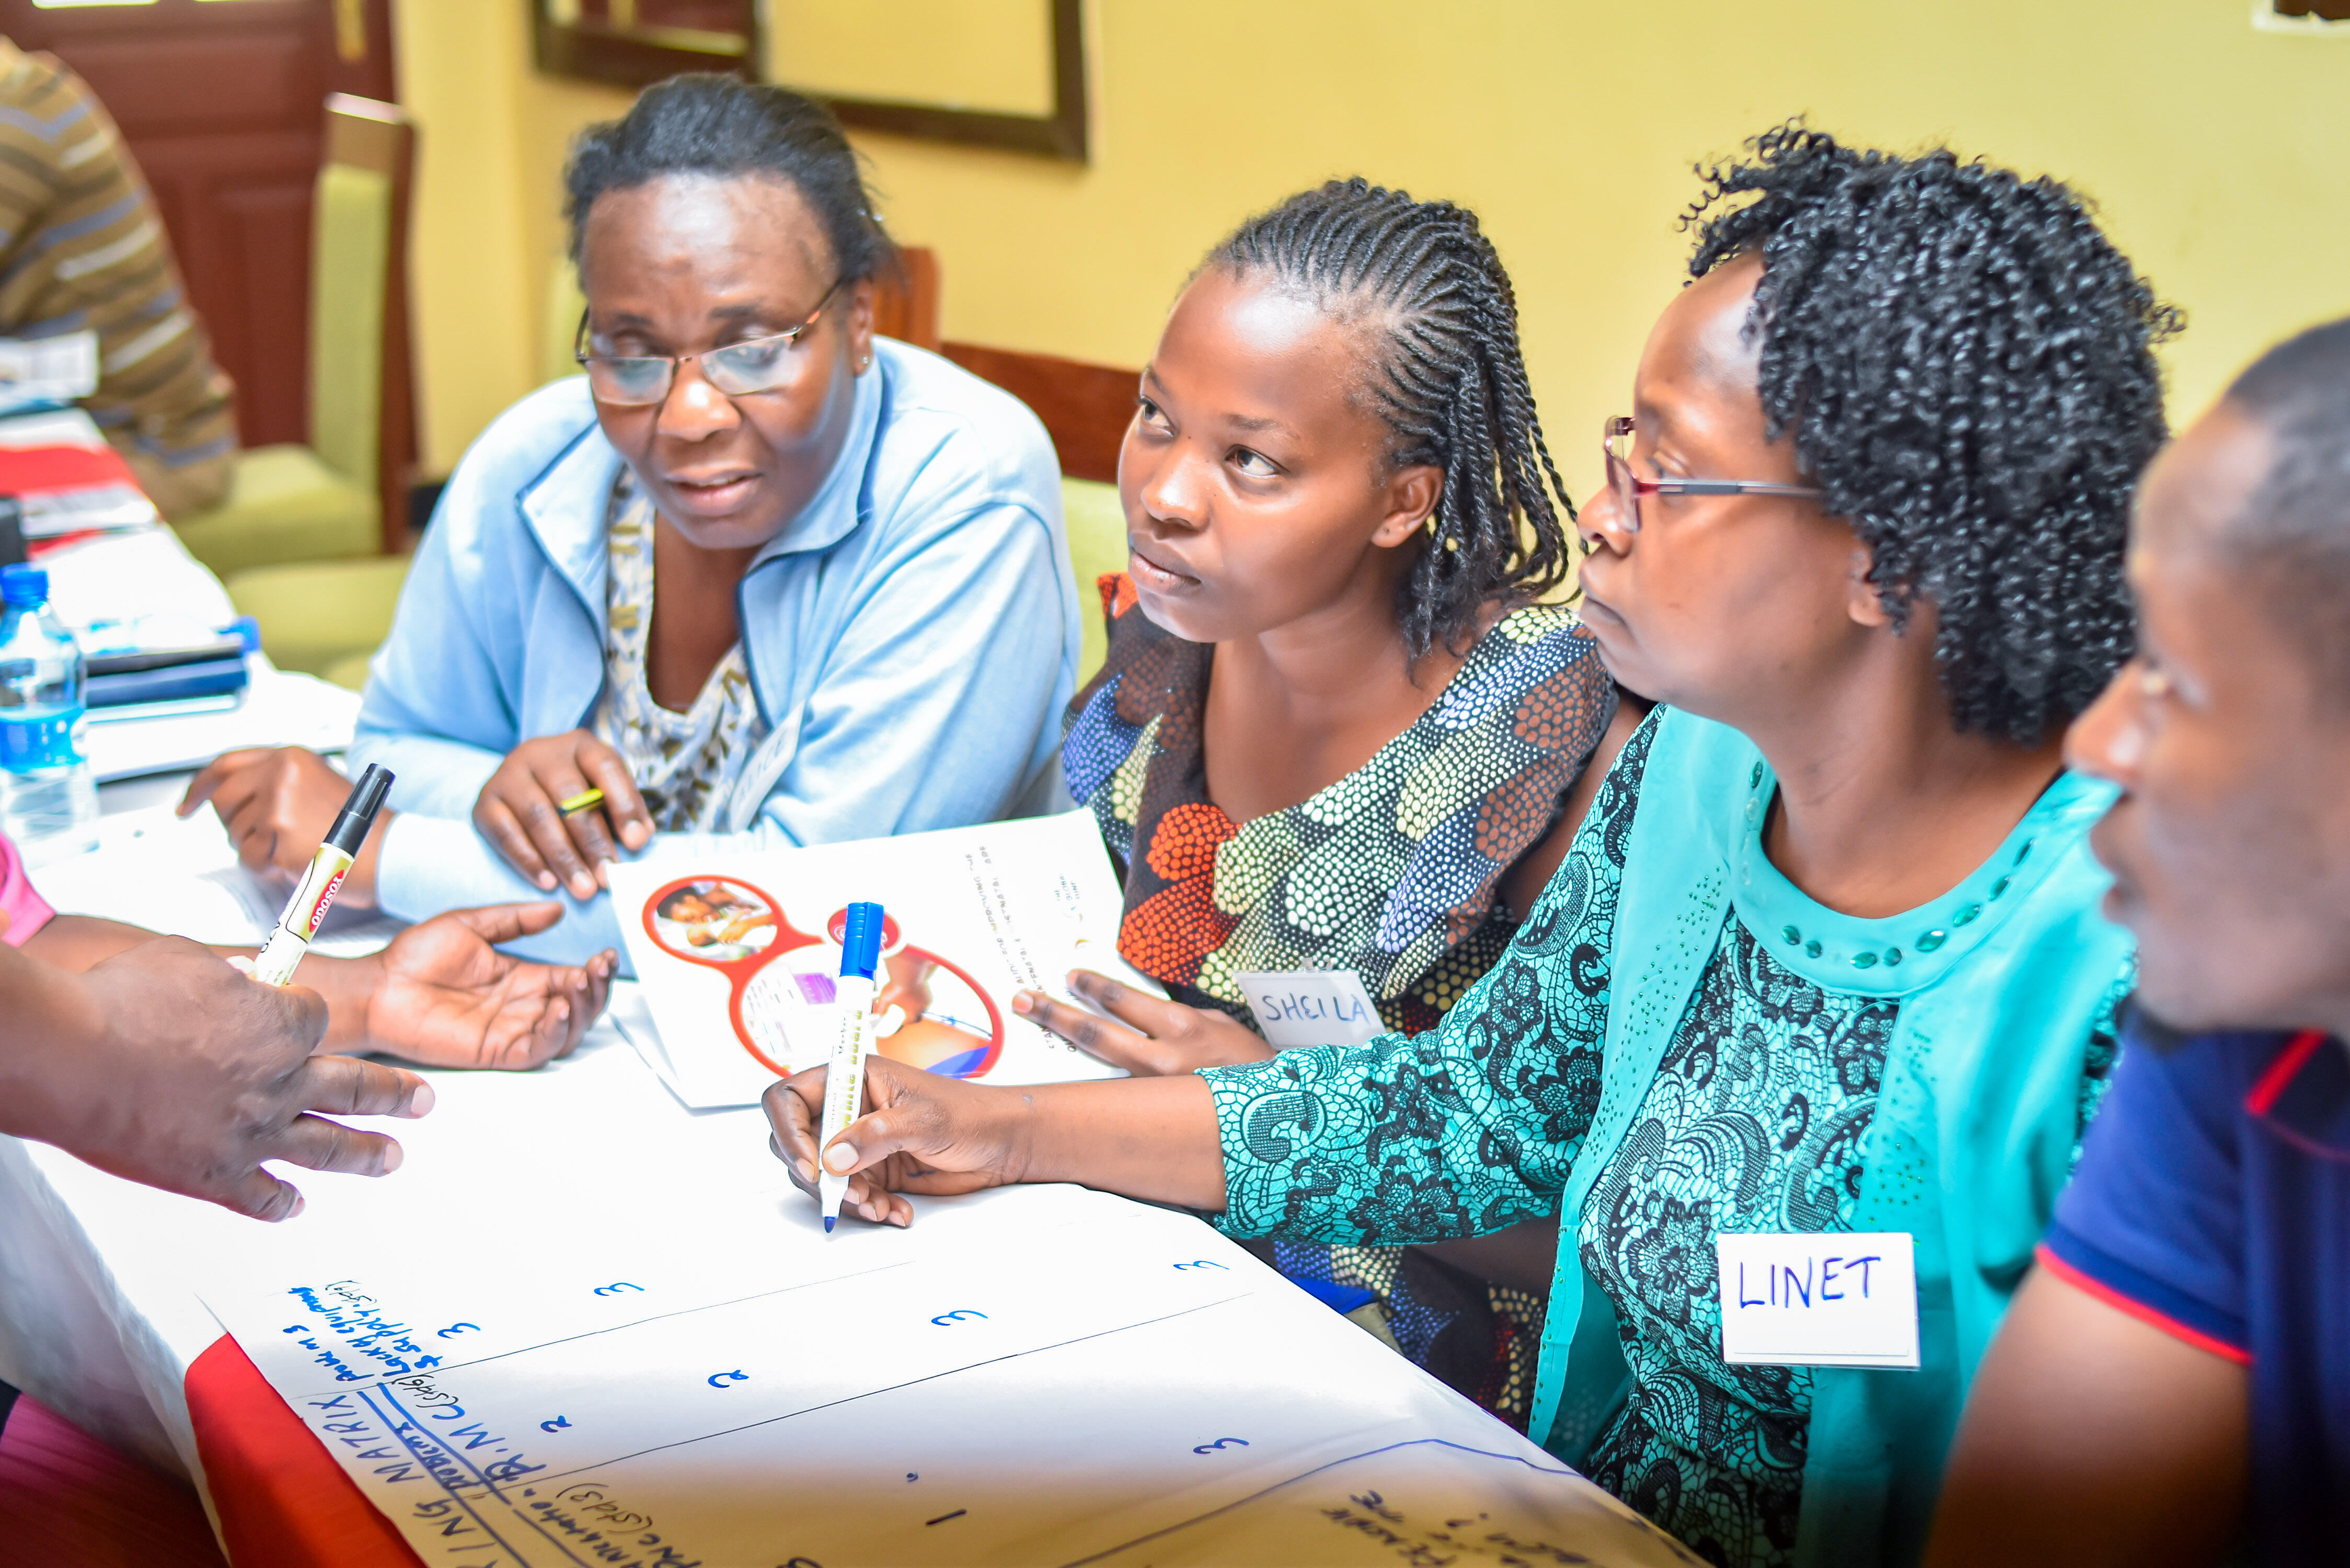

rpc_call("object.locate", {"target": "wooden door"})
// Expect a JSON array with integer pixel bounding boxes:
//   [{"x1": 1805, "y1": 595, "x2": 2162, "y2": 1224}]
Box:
[{"x1": 0, "y1": 0, "x2": 397, "y2": 449}]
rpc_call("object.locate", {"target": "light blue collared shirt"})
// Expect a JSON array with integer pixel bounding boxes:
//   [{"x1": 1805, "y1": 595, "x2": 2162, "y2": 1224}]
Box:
[{"x1": 351, "y1": 340, "x2": 1078, "y2": 965}]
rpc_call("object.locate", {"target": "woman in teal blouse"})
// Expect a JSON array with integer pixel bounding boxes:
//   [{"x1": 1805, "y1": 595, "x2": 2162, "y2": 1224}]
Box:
[{"x1": 766, "y1": 126, "x2": 2175, "y2": 1568}]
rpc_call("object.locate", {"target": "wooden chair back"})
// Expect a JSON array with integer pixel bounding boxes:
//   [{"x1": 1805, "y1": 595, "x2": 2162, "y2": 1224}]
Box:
[{"x1": 871, "y1": 246, "x2": 941, "y2": 352}]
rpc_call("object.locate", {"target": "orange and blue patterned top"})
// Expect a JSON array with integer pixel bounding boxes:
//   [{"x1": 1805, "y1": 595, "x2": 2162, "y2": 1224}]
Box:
[{"x1": 1061, "y1": 575, "x2": 1617, "y2": 1036}]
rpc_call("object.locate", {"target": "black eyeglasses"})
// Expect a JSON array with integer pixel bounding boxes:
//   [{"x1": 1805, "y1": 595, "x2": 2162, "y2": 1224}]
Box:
[
  {"x1": 1602, "y1": 415, "x2": 1823, "y2": 532},
  {"x1": 574, "y1": 276, "x2": 844, "y2": 407}
]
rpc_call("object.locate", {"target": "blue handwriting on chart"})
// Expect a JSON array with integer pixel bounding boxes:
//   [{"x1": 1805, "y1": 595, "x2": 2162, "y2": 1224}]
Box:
[
  {"x1": 1253, "y1": 987, "x2": 1373, "y2": 1027},
  {"x1": 312, "y1": 1387, "x2": 544, "y2": 1500},
  {"x1": 303, "y1": 1391, "x2": 436, "y2": 1488},
  {"x1": 707, "y1": 1369, "x2": 750, "y2": 1389},
  {"x1": 500, "y1": 1482, "x2": 703, "y2": 1567},
  {"x1": 438, "y1": 1320, "x2": 482, "y2": 1340},
  {"x1": 391, "y1": 1372, "x2": 471, "y2": 1423},
  {"x1": 1734, "y1": 1253, "x2": 1883, "y2": 1309},
  {"x1": 283, "y1": 1281, "x2": 436, "y2": 1380},
  {"x1": 1193, "y1": 1438, "x2": 1250, "y2": 1454},
  {"x1": 1173, "y1": 1260, "x2": 1227, "y2": 1272},
  {"x1": 542, "y1": 1416, "x2": 571, "y2": 1433},
  {"x1": 930, "y1": 1309, "x2": 987, "y2": 1325},
  {"x1": 596, "y1": 1282, "x2": 644, "y2": 1296},
  {"x1": 386, "y1": 1375, "x2": 523, "y2": 1467},
  {"x1": 410, "y1": 1495, "x2": 501, "y2": 1555}
]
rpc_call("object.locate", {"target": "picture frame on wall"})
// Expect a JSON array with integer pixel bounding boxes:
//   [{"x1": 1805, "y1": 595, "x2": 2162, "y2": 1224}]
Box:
[
  {"x1": 531, "y1": 0, "x2": 757, "y2": 90},
  {"x1": 764, "y1": 0, "x2": 1088, "y2": 163},
  {"x1": 531, "y1": 0, "x2": 1089, "y2": 164}
]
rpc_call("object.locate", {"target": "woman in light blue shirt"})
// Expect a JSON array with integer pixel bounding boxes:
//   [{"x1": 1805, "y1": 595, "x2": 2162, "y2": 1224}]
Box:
[{"x1": 186, "y1": 76, "x2": 1076, "y2": 964}]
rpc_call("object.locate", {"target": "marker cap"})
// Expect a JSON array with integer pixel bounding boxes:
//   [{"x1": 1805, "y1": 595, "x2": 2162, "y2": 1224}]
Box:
[{"x1": 838, "y1": 902, "x2": 883, "y2": 979}]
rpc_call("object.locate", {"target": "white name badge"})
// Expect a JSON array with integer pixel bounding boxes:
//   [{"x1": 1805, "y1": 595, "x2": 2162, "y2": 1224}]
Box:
[
  {"x1": 1716, "y1": 1231, "x2": 1920, "y2": 1370},
  {"x1": 1235, "y1": 969, "x2": 1386, "y2": 1049}
]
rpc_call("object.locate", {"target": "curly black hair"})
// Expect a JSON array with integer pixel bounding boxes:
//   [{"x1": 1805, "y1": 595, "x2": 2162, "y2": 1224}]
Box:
[
  {"x1": 1684, "y1": 123, "x2": 2182, "y2": 743},
  {"x1": 1207, "y1": 179, "x2": 1576, "y2": 660},
  {"x1": 565, "y1": 74, "x2": 895, "y2": 285}
]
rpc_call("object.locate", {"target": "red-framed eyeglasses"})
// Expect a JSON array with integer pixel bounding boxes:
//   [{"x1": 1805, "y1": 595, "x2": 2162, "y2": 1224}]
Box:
[{"x1": 1602, "y1": 415, "x2": 1823, "y2": 533}]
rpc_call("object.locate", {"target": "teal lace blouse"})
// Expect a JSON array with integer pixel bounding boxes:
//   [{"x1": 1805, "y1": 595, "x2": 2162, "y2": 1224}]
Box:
[{"x1": 1202, "y1": 712, "x2": 2126, "y2": 1568}]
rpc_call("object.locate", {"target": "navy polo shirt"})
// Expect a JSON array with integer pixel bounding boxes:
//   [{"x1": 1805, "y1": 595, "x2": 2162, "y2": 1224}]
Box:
[{"x1": 2042, "y1": 1020, "x2": 2350, "y2": 1567}]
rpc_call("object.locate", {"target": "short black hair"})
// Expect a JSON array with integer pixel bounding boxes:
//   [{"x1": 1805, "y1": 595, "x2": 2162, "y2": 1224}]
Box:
[
  {"x1": 564, "y1": 74, "x2": 894, "y2": 284},
  {"x1": 1206, "y1": 179, "x2": 1575, "y2": 660},
  {"x1": 1685, "y1": 123, "x2": 2182, "y2": 744},
  {"x1": 2221, "y1": 316, "x2": 2350, "y2": 687}
]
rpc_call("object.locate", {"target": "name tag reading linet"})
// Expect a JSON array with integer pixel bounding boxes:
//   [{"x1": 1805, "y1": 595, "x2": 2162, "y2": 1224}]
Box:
[
  {"x1": 1715, "y1": 1231, "x2": 1920, "y2": 1370},
  {"x1": 1235, "y1": 970, "x2": 1386, "y2": 1050}
]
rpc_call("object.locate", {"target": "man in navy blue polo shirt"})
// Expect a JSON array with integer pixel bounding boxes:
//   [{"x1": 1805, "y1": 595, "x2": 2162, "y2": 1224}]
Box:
[{"x1": 1925, "y1": 316, "x2": 2350, "y2": 1568}]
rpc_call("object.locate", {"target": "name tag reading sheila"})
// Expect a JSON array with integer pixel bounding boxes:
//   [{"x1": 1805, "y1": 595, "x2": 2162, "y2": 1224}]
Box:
[
  {"x1": 1716, "y1": 1231, "x2": 1920, "y2": 1370},
  {"x1": 1235, "y1": 970, "x2": 1386, "y2": 1050}
]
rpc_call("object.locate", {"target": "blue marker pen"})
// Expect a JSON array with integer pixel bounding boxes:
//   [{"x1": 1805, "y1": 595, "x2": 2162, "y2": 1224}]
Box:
[{"x1": 817, "y1": 902, "x2": 885, "y2": 1233}]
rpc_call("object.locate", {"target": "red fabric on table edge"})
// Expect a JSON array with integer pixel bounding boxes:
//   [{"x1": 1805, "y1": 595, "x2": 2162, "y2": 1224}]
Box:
[
  {"x1": 0, "y1": 444, "x2": 138, "y2": 492},
  {"x1": 186, "y1": 1335, "x2": 423, "y2": 1568}
]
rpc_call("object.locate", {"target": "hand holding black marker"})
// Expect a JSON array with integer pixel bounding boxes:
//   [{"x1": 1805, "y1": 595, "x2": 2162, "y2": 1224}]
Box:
[{"x1": 251, "y1": 764, "x2": 393, "y2": 987}]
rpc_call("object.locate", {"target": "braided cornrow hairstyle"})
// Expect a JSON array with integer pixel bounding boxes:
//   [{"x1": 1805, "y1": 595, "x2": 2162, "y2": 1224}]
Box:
[
  {"x1": 1684, "y1": 122, "x2": 2182, "y2": 743},
  {"x1": 1208, "y1": 178, "x2": 1575, "y2": 659}
]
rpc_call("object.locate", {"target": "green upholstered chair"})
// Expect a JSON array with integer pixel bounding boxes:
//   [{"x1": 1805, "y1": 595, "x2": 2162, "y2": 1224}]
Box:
[
  {"x1": 174, "y1": 100, "x2": 410, "y2": 579},
  {"x1": 224, "y1": 555, "x2": 410, "y2": 690}
]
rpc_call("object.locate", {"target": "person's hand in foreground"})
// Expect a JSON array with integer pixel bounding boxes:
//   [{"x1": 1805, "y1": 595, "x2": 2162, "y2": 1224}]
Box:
[
  {"x1": 1011, "y1": 971, "x2": 1274, "y2": 1076},
  {"x1": 352, "y1": 903, "x2": 615, "y2": 1069},
  {"x1": 762, "y1": 1055, "x2": 1229, "y2": 1228},
  {"x1": 0, "y1": 936, "x2": 432, "y2": 1220},
  {"x1": 179, "y1": 746, "x2": 391, "y2": 905},
  {"x1": 471, "y1": 730, "x2": 653, "y2": 901},
  {"x1": 26, "y1": 904, "x2": 617, "y2": 1072}
]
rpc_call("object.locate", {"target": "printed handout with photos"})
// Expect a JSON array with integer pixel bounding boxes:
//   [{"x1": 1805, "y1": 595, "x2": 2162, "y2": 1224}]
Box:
[{"x1": 606, "y1": 811, "x2": 1151, "y2": 1108}]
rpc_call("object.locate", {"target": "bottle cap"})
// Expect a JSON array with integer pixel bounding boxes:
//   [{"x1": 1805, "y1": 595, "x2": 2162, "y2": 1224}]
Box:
[
  {"x1": 839, "y1": 902, "x2": 884, "y2": 980},
  {"x1": 0, "y1": 563, "x2": 47, "y2": 608}
]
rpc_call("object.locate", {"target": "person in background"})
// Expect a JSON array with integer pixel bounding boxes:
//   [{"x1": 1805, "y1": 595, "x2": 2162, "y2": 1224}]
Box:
[
  {"x1": 0, "y1": 827, "x2": 429, "y2": 1220},
  {"x1": 1016, "y1": 180, "x2": 1629, "y2": 1426},
  {"x1": 180, "y1": 75, "x2": 1075, "y2": 965},
  {"x1": 1926, "y1": 318, "x2": 2350, "y2": 1568},
  {"x1": 0, "y1": 40, "x2": 236, "y2": 517},
  {"x1": 770, "y1": 127, "x2": 2174, "y2": 1568}
]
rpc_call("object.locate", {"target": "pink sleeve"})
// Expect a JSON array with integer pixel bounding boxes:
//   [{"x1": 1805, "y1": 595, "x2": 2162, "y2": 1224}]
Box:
[{"x1": 0, "y1": 830, "x2": 55, "y2": 947}]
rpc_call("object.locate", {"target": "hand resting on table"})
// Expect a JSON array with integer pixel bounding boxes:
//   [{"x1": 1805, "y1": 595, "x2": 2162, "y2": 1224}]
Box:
[{"x1": 1012, "y1": 969, "x2": 1274, "y2": 1076}]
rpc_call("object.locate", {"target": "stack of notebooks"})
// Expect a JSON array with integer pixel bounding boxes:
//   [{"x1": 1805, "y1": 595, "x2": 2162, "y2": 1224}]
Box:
[{"x1": 86, "y1": 631, "x2": 252, "y2": 712}]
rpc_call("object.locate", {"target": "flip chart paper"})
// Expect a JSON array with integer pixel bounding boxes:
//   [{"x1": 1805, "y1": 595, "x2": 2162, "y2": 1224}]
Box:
[
  {"x1": 607, "y1": 811, "x2": 1147, "y2": 1108},
  {"x1": 1235, "y1": 970, "x2": 1386, "y2": 1048},
  {"x1": 200, "y1": 1183, "x2": 1699, "y2": 1567},
  {"x1": 1716, "y1": 1231, "x2": 1920, "y2": 1369}
]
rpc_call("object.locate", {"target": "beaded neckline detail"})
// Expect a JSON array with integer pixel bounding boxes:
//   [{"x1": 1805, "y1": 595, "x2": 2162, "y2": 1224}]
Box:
[{"x1": 1727, "y1": 751, "x2": 2107, "y2": 995}]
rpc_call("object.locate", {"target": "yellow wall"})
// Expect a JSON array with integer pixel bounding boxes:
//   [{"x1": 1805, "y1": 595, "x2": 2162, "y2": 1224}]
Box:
[
  {"x1": 395, "y1": 0, "x2": 630, "y2": 472},
  {"x1": 397, "y1": 0, "x2": 2350, "y2": 493}
]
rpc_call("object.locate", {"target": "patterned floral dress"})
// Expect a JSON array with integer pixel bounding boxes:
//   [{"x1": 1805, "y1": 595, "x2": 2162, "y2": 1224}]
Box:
[
  {"x1": 1200, "y1": 711, "x2": 2127, "y2": 1568},
  {"x1": 1061, "y1": 577, "x2": 1618, "y2": 1424},
  {"x1": 590, "y1": 471, "x2": 769, "y2": 829}
]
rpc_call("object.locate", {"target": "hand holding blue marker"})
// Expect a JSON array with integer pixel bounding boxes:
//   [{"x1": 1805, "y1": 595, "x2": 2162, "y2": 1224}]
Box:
[{"x1": 817, "y1": 901, "x2": 885, "y2": 1233}]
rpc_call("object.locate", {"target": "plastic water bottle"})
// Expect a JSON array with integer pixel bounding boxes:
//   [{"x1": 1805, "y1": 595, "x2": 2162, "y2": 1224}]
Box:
[{"x1": 0, "y1": 563, "x2": 99, "y2": 864}]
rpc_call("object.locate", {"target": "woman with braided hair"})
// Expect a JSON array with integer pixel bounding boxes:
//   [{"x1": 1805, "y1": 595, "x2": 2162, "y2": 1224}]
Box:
[
  {"x1": 770, "y1": 127, "x2": 2172, "y2": 1566},
  {"x1": 1026, "y1": 180, "x2": 1628, "y2": 1421}
]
